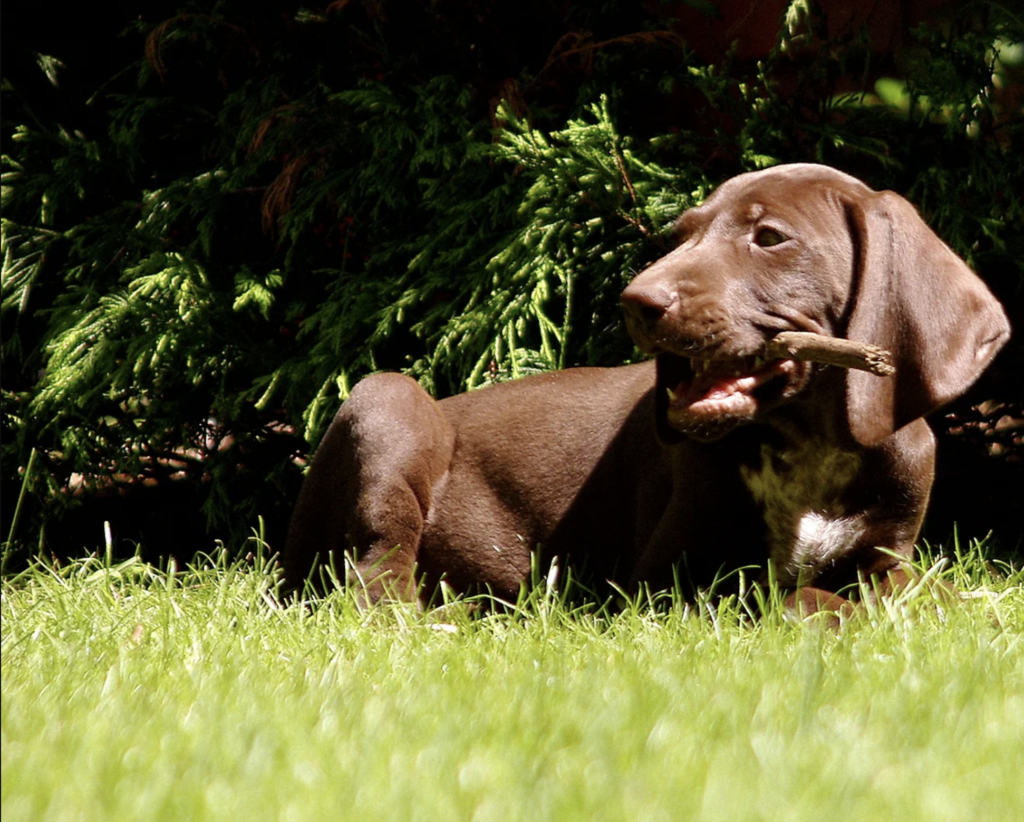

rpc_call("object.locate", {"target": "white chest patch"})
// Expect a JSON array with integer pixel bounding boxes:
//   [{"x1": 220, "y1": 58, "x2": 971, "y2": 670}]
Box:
[{"x1": 739, "y1": 439, "x2": 864, "y2": 586}]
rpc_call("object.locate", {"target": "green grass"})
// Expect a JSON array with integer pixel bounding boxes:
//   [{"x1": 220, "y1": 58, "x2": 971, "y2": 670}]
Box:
[{"x1": 2, "y1": 542, "x2": 1022, "y2": 822}]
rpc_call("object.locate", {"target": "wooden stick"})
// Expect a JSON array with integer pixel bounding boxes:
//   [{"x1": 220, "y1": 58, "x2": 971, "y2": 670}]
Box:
[{"x1": 765, "y1": 331, "x2": 895, "y2": 377}]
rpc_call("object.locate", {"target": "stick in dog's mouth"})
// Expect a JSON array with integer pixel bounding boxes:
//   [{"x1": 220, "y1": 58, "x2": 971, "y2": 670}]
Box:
[
  {"x1": 658, "y1": 332, "x2": 894, "y2": 438},
  {"x1": 764, "y1": 331, "x2": 895, "y2": 377}
]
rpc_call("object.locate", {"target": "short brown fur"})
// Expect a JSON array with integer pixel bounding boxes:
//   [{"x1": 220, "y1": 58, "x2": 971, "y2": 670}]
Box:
[{"x1": 284, "y1": 165, "x2": 1010, "y2": 614}]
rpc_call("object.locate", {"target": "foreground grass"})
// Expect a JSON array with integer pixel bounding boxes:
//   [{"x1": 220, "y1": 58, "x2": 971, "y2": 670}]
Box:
[{"x1": 2, "y1": 543, "x2": 1022, "y2": 822}]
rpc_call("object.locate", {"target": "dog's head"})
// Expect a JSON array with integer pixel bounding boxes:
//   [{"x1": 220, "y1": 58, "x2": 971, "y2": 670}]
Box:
[{"x1": 621, "y1": 164, "x2": 1010, "y2": 445}]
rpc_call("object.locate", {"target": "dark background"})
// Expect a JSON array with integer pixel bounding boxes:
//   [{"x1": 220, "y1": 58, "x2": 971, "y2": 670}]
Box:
[{"x1": 2, "y1": 1, "x2": 1021, "y2": 567}]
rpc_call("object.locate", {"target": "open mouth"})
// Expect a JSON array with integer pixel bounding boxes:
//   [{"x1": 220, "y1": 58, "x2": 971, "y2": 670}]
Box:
[{"x1": 657, "y1": 351, "x2": 804, "y2": 440}]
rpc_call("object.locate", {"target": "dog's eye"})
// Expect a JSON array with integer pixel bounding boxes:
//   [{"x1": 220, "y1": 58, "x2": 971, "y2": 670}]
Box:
[{"x1": 755, "y1": 227, "x2": 789, "y2": 247}]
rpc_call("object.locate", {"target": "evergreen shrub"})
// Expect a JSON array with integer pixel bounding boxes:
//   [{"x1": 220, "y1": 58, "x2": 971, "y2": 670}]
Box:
[{"x1": 2, "y1": 1, "x2": 1021, "y2": 559}]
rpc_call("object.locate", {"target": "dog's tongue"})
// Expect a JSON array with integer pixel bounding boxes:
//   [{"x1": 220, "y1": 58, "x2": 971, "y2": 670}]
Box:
[
  {"x1": 682, "y1": 372, "x2": 755, "y2": 404},
  {"x1": 668, "y1": 359, "x2": 793, "y2": 416}
]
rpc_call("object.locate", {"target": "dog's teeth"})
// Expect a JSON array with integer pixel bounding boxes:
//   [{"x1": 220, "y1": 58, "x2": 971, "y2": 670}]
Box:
[{"x1": 666, "y1": 386, "x2": 681, "y2": 402}]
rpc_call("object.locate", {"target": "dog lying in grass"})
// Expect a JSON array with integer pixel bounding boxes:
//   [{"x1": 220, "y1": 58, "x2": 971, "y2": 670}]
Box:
[{"x1": 284, "y1": 164, "x2": 1009, "y2": 615}]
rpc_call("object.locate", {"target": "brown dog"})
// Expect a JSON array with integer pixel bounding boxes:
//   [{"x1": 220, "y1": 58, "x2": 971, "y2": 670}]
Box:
[{"x1": 284, "y1": 164, "x2": 1009, "y2": 612}]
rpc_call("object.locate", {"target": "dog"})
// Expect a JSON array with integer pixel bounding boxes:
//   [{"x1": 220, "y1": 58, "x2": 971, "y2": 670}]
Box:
[{"x1": 284, "y1": 164, "x2": 1010, "y2": 614}]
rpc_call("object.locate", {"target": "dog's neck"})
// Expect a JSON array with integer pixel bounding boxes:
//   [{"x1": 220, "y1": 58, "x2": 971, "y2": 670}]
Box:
[{"x1": 738, "y1": 427, "x2": 865, "y2": 587}]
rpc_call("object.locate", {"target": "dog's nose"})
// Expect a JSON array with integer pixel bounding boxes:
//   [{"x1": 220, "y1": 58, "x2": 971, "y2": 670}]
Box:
[{"x1": 620, "y1": 282, "x2": 675, "y2": 325}]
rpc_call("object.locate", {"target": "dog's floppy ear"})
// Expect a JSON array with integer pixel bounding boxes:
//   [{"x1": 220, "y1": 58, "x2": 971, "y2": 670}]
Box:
[{"x1": 843, "y1": 191, "x2": 1010, "y2": 446}]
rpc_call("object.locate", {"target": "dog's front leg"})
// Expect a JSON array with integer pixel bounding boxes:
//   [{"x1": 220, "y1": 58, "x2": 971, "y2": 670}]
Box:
[
  {"x1": 782, "y1": 587, "x2": 856, "y2": 627},
  {"x1": 627, "y1": 450, "x2": 766, "y2": 597}
]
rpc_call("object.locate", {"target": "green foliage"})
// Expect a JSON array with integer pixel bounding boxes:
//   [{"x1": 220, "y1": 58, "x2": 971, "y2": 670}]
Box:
[{"x1": 2, "y1": 1, "x2": 1021, "y2": 555}]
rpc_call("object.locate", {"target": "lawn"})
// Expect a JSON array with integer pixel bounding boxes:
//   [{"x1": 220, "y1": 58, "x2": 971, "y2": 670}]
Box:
[{"x1": 2, "y1": 540, "x2": 1022, "y2": 822}]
